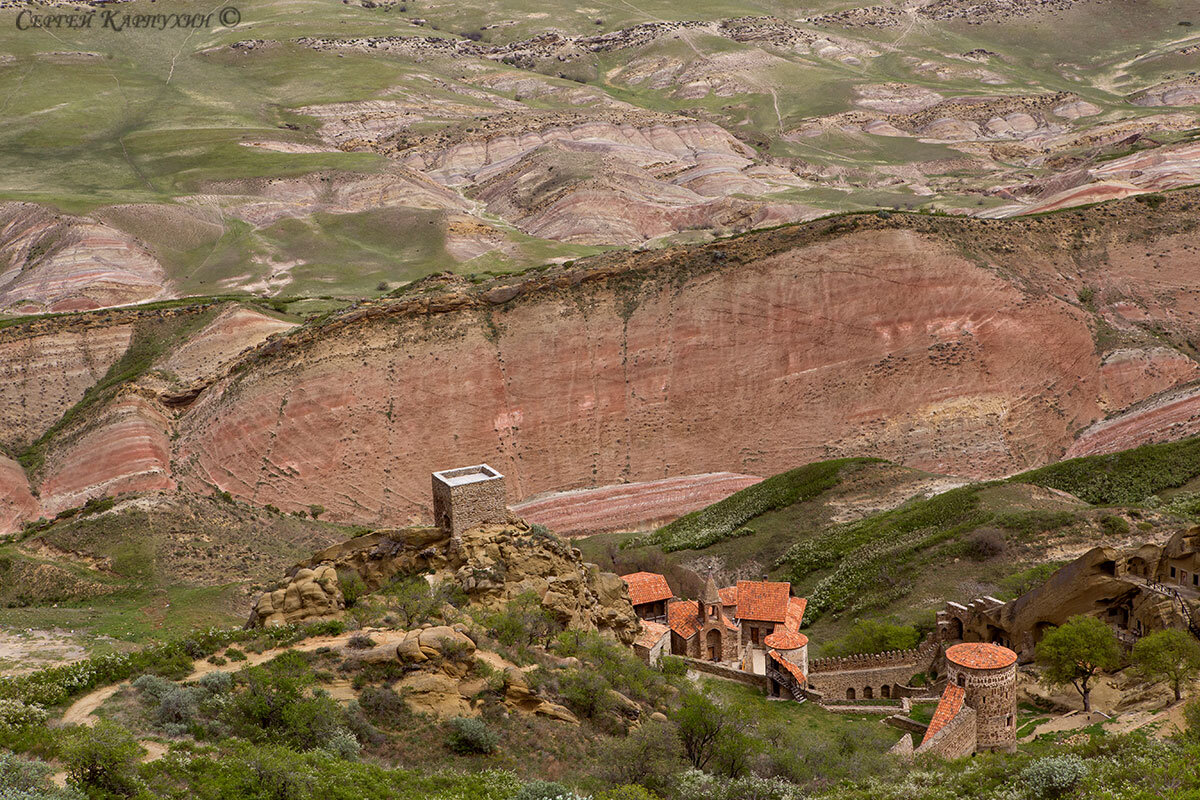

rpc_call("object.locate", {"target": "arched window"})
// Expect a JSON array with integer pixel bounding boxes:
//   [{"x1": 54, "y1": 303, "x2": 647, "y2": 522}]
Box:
[{"x1": 957, "y1": 674, "x2": 965, "y2": 687}]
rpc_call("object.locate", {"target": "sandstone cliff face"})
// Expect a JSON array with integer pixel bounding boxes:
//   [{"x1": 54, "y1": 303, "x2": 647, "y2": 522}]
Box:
[
  {"x1": 0, "y1": 323, "x2": 133, "y2": 451},
  {"x1": 173, "y1": 221, "x2": 1197, "y2": 526},
  {"x1": 0, "y1": 455, "x2": 37, "y2": 533},
  {"x1": 37, "y1": 394, "x2": 175, "y2": 517}
]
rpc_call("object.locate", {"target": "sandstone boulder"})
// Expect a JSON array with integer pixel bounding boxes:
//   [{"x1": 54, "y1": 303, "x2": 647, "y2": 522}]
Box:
[{"x1": 248, "y1": 564, "x2": 343, "y2": 627}]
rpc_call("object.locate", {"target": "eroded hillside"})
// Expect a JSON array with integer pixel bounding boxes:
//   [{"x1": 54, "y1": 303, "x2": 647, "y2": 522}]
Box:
[{"x1": 2, "y1": 195, "x2": 1200, "y2": 532}]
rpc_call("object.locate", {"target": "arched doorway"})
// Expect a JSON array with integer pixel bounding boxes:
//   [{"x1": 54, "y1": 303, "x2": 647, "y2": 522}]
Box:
[
  {"x1": 881, "y1": 685, "x2": 891, "y2": 699},
  {"x1": 863, "y1": 686, "x2": 874, "y2": 700},
  {"x1": 846, "y1": 688, "x2": 856, "y2": 700},
  {"x1": 706, "y1": 629, "x2": 722, "y2": 662}
]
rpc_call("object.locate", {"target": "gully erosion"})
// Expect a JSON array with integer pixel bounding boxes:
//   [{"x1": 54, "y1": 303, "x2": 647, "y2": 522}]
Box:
[{"x1": 4, "y1": 195, "x2": 1200, "y2": 533}]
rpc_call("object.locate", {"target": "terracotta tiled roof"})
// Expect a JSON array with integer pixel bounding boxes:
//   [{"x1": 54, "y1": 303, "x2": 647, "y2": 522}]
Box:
[
  {"x1": 718, "y1": 586, "x2": 738, "y2": 606},
  {"x1": 635, "y1": 620, "x2": 671, "y2": 650},
  {"x1": 922, "y1": 685, "x2": 966, "y2": 745},
  {"x1": 620, "y1": 572, "x2": 674, "y2": 607},
  {"x1": 668, "y1": 600, "x2": 701, "y2": 639},
  {"x1": 721, "y1": 611, "x2": 739, "y2": 632},
  {"x1": 768, "y1": 649, "x2": 806, "y2": 684},
  {"x1": 735, "y1": 580, "x2": 791, "y2": 623},
  {"x1": 764, "y1": 629, "x2": 808, "y2": 649},
  {"x1": 945, "y1": 642, "x2": 1017, "y2": 670},
  {"x1": 784, "y1": 597, "x2": 807, "y2": 630}
]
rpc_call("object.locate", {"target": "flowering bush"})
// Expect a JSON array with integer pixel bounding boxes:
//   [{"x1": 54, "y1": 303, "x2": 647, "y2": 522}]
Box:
[
  {"x1": 0, "y1": 699, "x2": 48, "y2": 733},
  {"x1": 513, "y1": 780, "x2": 588, "y2": 800},
  {"x1": 1019, "y1": 755, "x2": 1088, "y2": 799}
]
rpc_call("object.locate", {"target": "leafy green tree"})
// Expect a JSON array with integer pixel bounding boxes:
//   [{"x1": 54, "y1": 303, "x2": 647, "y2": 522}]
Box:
[
  {"x1": 1132, "y1": 629, "x2": 1200, "y2": 701},
  {"x1": 1036, "y1": 616, "x2": 1120, "y2": 711},
  {"x1": 384, "y1": 576, "x2": 439, "y2": 627},
  {"x1": 672, "y1": 692, "x2": 726, "y2": 770},
  {"x1": 61, "y1": 719, "x2": 143, "y2": 798}
]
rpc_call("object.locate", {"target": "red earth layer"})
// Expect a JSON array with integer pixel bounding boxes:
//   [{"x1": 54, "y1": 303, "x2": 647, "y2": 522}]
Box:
[{"x1": 512, "y1": 472, "x2": 763, "y2": 537}]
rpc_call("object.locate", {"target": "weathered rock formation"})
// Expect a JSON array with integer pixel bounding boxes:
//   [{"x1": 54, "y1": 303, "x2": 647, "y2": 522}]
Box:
[
  {"x1": 354, "y1": 624, "x2": 578, "y2": 721},
  {"x1": 249, "y1": 563, "x2": 344, "y2": 627},
  {"x1": 939, "y1": 528, "x2": 1200, "y2": 661},
  {"x1": 248, "y1": 520, "x2": 640, "y2": 645}
]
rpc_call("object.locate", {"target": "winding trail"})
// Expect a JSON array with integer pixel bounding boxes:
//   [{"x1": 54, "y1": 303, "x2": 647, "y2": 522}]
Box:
[{"x1": 57, "y1": 628, "x2": 407, "y2": 728}]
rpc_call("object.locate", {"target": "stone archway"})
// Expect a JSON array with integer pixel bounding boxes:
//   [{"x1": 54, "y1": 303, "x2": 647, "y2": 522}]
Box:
[
  {"x1": 706, "y1": 629, "x2": 722, "y2": 662},
  {"x1": 846, "y1": 688, "x2": 856, "y2": 700}
]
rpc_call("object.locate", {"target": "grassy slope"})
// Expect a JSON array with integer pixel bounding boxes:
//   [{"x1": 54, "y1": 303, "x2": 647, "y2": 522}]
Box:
[
  {"x1": 590, "y1": 436, "x2": 1200, "y2": 648},
  {"x1": 0, "y1": 493, "x2": 360, "y2": 652}
]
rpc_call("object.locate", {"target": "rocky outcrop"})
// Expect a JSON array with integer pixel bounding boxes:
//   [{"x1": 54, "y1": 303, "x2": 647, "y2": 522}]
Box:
[
  {"x1": 249, "y1": 521, "x2": 640, "y2": 644},
  {"x1": 356, "y1": 624, "x2": 578, "y2": 721},
  {"x1": 249, "y1": 564, "x2": 344, "y2": 627}
]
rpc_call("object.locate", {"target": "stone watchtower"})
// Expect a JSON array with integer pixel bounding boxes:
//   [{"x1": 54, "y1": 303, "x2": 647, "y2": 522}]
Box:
[
  {"x1": 944, "y1": 642, "x2": 1018, "y2": 752},
  {"x1": 431, "y1": 464, "x2": 508, "y2": 536}
]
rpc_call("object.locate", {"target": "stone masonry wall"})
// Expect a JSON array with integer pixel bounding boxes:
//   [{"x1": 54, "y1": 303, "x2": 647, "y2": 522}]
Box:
[
  {"x1": 916, "y1": 706, "x2": 977, "y2": 760},
  {"x1": 806, "y1": 640, "x2": 938, "y2": 700}
]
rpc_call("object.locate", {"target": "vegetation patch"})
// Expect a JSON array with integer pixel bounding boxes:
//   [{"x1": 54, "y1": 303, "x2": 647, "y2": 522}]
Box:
[
  {"x1": 1014, "y1": 436, "x2": 1200, "y2": 506},
  {"x1": 641, "y1": 458, "x2": 880, "y2": 552}
]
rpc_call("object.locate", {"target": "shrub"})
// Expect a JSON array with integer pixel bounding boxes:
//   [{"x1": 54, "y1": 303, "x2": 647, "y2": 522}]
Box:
[
  {"x1": 207, "y1": 655, "x2": 228, "y2": 666},
  {"x1": 321, "y1": 727, "x2": 361, "y2": 760},
  {"x1": 0, "y1": 750, "x2": 81, "y2": 799},
  {"x1": 1099, "y1": 514, "x2": 1130, "y2": 535},
  {"x1": 338, "y1": 570, "x2": 368, "y2": 608},
  {"x1": 195, "y1": 671, "x2": 233, "y2": 695},
  {"x1": 155, "y1": 686, "x2": 198, "y2": 728},
  {"x1": 445, "y1": 716, "x2": 498, "y2": 754},
  {"x1": 1020, "y1": 754, "x2": 1088, "y2": 798},
  {"x1": 347, "y1": 633, "x2": 376, "y2": 650},
  {"x1": 965, "y1": 529, "x2": 1006, "y2": 559},
  {"x1": 62, "y1": 719, "x2": 143, "y2": 798},
  {"x1": 513, "y1": 780, "x2": 586, "y2": 800},
  {"x1": 0, "y1": 699, "x2": 48, "y2": 733},
  {"x1": 559, "y1": 670, "x2": 614, "y2": 720},
  {"x1": 225, "y1": 647, "x2": 247, "y2": 662},
  {"x1": 359, "y1": 686, "x2": 412, "y2": 728},
  {"x1": 308, "y1": 505, "x2": 325, "y2": 520}
]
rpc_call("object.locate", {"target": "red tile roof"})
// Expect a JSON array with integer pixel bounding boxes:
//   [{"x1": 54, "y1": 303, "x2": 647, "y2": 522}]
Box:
[
  {"x1": 735, "y1": 580, "x2": 791, "y2": 623},
  {"x1": 922, "y1": 685, "x2": 966, "y2": 745},
  {"x1": 945, "y1": 642, "x2": 1017, "y2": 670},
  {"x1": 784, "y1": 597, "x2": 807, "y2": 630},
  {"x1": 635, "y1": 620, "x2": 671, "y2": 650},
  {"x1": 621, "y1": 572, "x2": 674, "y2": 607},
  {"x1": 768, "y1": 650, "x2": 806, "y2": 684},
  {"x1": 668, "y1": 600, "x2": 701, "y2": 639},
  {"x1": 718, "y1": 586, "x2": 738, "y2": 606},
  {"x1": 764, "y1": 629, "x2": 808, "y2": 649}
]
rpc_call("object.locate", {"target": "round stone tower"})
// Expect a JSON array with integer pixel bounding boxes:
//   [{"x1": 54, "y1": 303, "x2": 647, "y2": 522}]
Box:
[{"x1": 944, "y1": 642, "x2": 1018, "y2": 752}]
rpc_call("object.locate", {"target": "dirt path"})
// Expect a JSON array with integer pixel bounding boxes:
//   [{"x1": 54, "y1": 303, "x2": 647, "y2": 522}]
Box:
[
  {"x1": 60, "y1": 684, "x2": 122, "y2": 727},
  {"x1": 58, "y1": 628, "x2": 408, "y2": 728}
]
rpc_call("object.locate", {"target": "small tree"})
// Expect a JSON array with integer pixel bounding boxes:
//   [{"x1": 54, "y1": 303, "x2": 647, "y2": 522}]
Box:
[
  {"x1": 62, "y1": 719, "x2": 143, "y2": 797},
  {"x1": 1132, "y1": 629, "x2": 1200, "y2": 701},
  {"x1": 672, "y1": 691, "x2": 726, "y2": 770},
  {"x1": 1036, "y1": 616, "x2": 1120, "y2": 712}
]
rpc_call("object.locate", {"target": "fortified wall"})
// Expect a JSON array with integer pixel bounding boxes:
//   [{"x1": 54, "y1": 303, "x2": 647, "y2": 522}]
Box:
[{"x1": 806, "y1": 638, "x2": 940, "y2": 700}]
